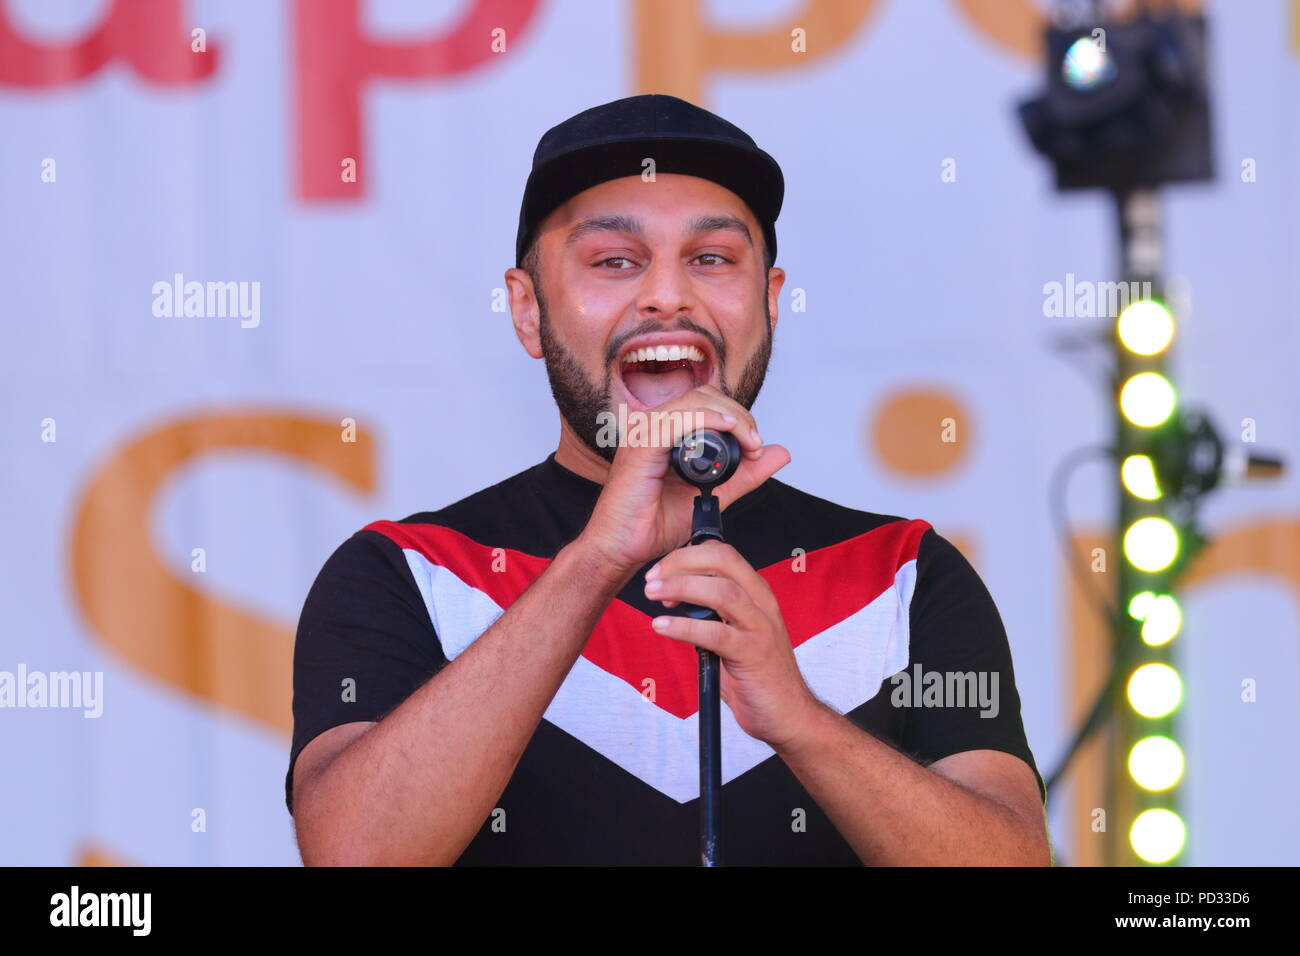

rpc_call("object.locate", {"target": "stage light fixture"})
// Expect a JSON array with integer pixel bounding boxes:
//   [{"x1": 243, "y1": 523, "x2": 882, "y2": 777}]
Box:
[{"x1": 1017, "y1": 12, "x2": 1212, "y2": 191}]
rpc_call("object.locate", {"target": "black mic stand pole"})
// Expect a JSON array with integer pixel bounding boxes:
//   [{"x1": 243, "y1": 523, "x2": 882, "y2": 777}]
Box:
[{"x1": 682, "y1": 488, "x2": 724, "y2": 866}]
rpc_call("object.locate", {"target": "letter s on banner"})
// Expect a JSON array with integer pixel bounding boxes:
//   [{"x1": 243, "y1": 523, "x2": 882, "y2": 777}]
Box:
[{"x1": 69, "y1": 411, "x2": 376, "y2": 734}]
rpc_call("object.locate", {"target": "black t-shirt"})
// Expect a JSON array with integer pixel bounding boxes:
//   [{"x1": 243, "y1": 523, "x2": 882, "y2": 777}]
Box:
[{"x1": 287, "y1": 453, "x2": 1044, "y2": 865}]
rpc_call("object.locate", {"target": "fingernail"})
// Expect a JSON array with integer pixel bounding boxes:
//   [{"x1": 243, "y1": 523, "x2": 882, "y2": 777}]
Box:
[
  {"x1": 645, "y1": 579, "x2": 663, "y2": 595},
  {"x1": 652, "y1": 617, "x2": 672, "y2": 631},
  {"x1": 646, "y1": 563, "x2": 660, "y2": 580},
  {"x1": 722, "y1": 414, "x2": 738, "y2": 424}
]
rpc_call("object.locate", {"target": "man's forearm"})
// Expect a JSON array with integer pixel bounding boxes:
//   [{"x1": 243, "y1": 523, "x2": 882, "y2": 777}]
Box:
[
  {"x1": 774, "y1": 702, "x2": 1050, "y2": 865},
  {"x1": 294, "y1": 535, "x2": 632, "y2": 865}
]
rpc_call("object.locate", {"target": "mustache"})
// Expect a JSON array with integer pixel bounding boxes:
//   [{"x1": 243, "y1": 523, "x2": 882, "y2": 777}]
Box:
[{"x1": 604, "y1": 316, "x2": 726, "y2": 369}]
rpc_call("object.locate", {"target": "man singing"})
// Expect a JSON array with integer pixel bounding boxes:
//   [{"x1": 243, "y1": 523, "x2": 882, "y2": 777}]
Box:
[{"x1": 286, "y1": 94, "x2": 1051, "y2": 866}]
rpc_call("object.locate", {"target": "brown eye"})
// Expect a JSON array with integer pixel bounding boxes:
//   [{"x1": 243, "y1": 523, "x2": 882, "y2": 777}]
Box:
[
  {"x1": 598, "y1": 256, "x2": 634, "y2": 269},
  {"x1": 694, "y1": 253, "x2": 729, "y2": 266}
]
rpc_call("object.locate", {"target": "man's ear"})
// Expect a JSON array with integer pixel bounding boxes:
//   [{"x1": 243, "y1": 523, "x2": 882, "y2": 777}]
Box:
[
  {"x1": 766, "y1": 266, "x2": 786, "y2": 335},
  {"x1": 505, "y1": 267, "x2": 543, "y2": 359}
]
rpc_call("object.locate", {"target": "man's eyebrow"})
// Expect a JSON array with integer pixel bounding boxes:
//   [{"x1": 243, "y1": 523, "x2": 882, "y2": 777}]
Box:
[
  {"x1": 565, "y1": 214, "x2": 645, "y2": 246},
  {"x1": 686, "y1": 214, "x2": 753, "y2": 246},
  {"x1": 563, "y1": 213, "x2": 754, "y2": 247}
]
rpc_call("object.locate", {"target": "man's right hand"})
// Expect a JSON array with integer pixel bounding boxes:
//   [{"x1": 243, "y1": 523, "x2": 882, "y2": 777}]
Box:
[{"x1": 577, "y1": 385, "x2": 791, "y2": 577}]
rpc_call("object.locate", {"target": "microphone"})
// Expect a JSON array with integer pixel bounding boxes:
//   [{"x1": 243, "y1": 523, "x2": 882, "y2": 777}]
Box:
[
  {"x1": 671, "y1": 429, "x2": 741, "y2": 490},
  {"x1": 667, "y1": 428, "x2": 742, "y2": 867}
]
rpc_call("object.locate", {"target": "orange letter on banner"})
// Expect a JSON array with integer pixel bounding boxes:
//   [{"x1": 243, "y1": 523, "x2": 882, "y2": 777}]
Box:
[
  {"x1": 950, "y1": 0, "x2": 1043, "y2": 60},
  {"x1": 633, "y1": 0, "x2": 879, "y2": 104},
  {"x1": 952, "y1": 0, "x2": 1203, "y2": 61},
  {"x1": 69, "y1": 411, "x2": 376, "y2": 735},
  {"x1": 295, "y1": 0, "x2": 542, "y2": 201},
  {"x1": 0, "y1": 0, "x2": 217, "y2": 87}
]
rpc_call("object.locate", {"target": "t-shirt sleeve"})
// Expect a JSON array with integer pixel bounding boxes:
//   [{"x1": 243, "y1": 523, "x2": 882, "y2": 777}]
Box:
[
  {"x1": 897, "y1": 528, "x2": 1046, "y2": 805},
  {"x1": 285, "y1": 528, "x2": 446, "y2": 814}
]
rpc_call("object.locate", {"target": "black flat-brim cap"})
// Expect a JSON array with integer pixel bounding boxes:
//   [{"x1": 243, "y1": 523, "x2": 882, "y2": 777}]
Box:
[{"x1": 516, "y1": 94, "x2": 784, "y2": 269}]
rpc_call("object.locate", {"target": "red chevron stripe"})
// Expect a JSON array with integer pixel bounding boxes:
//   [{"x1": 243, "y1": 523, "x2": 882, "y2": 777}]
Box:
[{"x1": 364, "y1": 517, "x2": 930, "y2": 719}]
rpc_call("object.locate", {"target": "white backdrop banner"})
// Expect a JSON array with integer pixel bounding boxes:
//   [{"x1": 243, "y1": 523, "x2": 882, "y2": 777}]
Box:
[{"x1": 1, "y1": 0, "x2": 1296, "y2": 865}]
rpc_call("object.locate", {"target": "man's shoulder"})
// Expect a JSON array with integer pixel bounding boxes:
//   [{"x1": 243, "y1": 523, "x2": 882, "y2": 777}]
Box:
[
  {"x1": 745, "y1": 477, "x2": 940, "y2": 567},
  {"x1": 342, "y1": 460, "x2": 573, "y2": 567},
  {"x1": 759, "y1": 477, "x2": 915, "y2": 531},
  {"x1": 391, "y1": 462, "x2": 542, "y2": 528}
]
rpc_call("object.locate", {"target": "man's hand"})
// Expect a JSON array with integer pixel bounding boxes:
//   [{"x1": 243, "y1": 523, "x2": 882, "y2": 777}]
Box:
[
  {"x1": 578, "y1": 385, "x2": 790, "y2": 576},
  {"x1": 642, "y1": 539, "x2": 820, "y2": 750}
]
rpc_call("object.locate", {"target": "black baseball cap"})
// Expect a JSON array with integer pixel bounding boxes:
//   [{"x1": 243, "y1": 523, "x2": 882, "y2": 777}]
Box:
[{"x1": 515, "y1": 94, "x2": 784, "y2": 269}]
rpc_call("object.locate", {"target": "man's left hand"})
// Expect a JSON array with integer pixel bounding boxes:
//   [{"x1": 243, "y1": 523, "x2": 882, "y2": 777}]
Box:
[{"x1": 644, "y1": 540, "x2": 822, "y2": 750}]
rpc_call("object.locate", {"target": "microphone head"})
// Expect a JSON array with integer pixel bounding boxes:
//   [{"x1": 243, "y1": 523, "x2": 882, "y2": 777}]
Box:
[{"x1": 672, "y1": 430, "x2": 742, "y2": 489}]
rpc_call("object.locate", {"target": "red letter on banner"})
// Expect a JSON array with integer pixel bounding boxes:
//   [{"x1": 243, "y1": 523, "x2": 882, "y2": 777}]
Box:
[
  {"x1": 295, "y1": 0, "x2": 542, "y2": 201},
  {"x1": 0, "y1": 0, "x2": 217, "y2": 87}
]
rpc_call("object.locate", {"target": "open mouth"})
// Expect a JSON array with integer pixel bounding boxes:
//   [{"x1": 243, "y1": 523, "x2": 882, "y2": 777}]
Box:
[{"x1": 616, "y1": 342, "x2": 713, "y2": 409}]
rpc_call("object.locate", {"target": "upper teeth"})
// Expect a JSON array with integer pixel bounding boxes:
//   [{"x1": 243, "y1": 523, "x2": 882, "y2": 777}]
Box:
[{"x1": 623, "y1": 344, "x2": 705, "y2": 363}]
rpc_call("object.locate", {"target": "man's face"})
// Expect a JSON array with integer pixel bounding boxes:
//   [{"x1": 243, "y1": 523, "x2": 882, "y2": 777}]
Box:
[{"x1": 518, "y1": 173, "x2": 782, "y2": 462}]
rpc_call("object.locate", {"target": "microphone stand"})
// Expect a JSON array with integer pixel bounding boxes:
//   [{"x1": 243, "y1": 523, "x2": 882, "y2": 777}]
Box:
[{"x1": 680, "y1": 488, "x2": 724, "y2": 867}]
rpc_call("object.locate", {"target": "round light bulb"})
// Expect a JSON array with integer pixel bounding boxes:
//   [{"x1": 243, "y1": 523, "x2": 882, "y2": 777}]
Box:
[
  {"x1": 1127, "y1": 662, "x2": 1182, "y2": 718},
  {"x1": 1118, "y1": 300, "x2": 1175, "y2": 355},
  {"x1": 1120, "y1": 373, "x2": 1177, "y2": 428},
  {"x1": 1124, "y1": 517, "x2": 1179, "y2": 572},
  {"x1": 1129, "y1": 736, "x2": 1185, "y2": 791},
  {"x1": 1130, "y1": 808, "x2": 1185, "y2": 863}
]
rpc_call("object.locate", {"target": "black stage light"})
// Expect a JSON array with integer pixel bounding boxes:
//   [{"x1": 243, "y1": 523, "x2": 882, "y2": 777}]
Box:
[{"x1": 1018, "y1": 10, "x2": 1213, "y2": 191}]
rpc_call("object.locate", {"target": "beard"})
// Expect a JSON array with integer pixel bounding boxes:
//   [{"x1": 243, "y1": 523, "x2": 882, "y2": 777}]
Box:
[{"x1": 536, "y1": 280, "x2": 773, "y2": 464}]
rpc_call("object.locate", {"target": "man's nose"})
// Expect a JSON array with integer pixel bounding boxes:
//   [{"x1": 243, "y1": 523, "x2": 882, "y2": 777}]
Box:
[{"x1": 635, "y1": 255, "x2": 697, "y2": 319}]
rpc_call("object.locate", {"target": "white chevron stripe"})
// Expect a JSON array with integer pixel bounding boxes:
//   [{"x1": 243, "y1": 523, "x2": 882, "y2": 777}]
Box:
[{"x1": 401, "y1": 549, "x2": 915, "y2": 802}]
